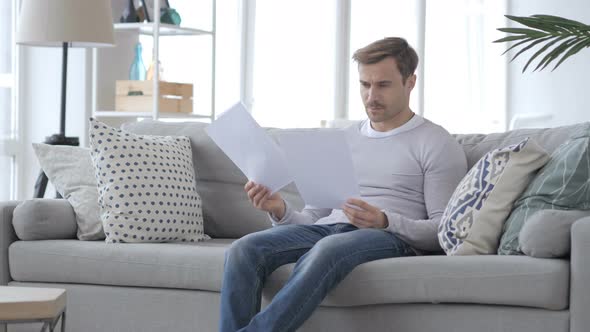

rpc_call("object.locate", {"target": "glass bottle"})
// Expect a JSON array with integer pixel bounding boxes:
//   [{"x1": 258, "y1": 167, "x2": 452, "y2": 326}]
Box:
[{"x1": 129, "y1": 42, "x2": 146, "y2": 81}]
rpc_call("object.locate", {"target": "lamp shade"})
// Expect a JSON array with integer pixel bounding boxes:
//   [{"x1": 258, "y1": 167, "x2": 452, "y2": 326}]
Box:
[{"x1": 17, "y1": 0, "x2": 115, "y2": 48}]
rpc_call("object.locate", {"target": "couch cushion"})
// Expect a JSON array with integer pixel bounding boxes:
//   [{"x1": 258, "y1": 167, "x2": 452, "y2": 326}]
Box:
[
  {"x1": 9, "y1": 240, "x2": 568, "y2": 310},
  {"x1": 9, "y1": 239, "x2": 233, "y2": 292},
  {"x1": 454, "y1": 122, "x2": 588, "y2": 170},
  {"x1": 265, "y1": 255, "x2": 569, "y2": 310},
  {"x1": 12, "y1": 199, "x2": 77, "y2": 241},
  {"x1": 121, "y1": 120, "x2": 305, "y2": 238}
]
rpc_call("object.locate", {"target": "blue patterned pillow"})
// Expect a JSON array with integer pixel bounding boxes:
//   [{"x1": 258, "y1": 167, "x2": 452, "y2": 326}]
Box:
[
  {"x1": 438, "y1": 138, "x2": 549, "y2": 255},
  {"x1": 498, "y1": 125, "x2": 590, "y2": 255}
]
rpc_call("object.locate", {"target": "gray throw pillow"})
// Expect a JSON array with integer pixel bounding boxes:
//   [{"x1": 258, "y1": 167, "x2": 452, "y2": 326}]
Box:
[
  {"x1": 520, "y1": 209, "x2": 590, "y2": 258},
  {"x1": 32, "y1": 143, "x2": 104, "y2": 240},
  {"x1": 498, "y1": 124, "x2": 590, "y2": 255},
  {"x1": 12, "y1": 199, "x2": 77, "y2": 240}
]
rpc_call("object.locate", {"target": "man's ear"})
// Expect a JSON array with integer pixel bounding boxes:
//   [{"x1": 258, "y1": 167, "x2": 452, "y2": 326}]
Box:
[{"x1": 405, "y1": 74, "x2": 417, "y2": 92}]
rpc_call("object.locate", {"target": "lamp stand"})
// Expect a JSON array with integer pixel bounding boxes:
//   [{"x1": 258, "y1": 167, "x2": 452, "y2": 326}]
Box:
[{"x1": 33, "y1": 42, "x2": 80, "y2": 198}]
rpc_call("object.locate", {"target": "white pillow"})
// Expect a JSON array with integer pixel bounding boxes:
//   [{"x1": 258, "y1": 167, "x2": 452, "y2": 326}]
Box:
[
  {"x1": 32, "y1": 143, "x2": 104, "y2": 240},
  {"x1": 89, "y1": 118, "x2": 209, "y2": 243},
  {"x1": 438, "y1": 137, "x2": 549, "y2": 255}
]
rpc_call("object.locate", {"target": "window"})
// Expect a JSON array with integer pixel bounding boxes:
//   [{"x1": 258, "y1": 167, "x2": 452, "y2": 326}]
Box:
[
  {"x1": 0, "y1": 0, "x2": 18, "y2": 200},
  {"x1": 348, "y1": 0, "x2": 422, "y2": 121},
  {"x1": 251, "y1": 0, "x2": 336, "y2": 128},
  {"x1": 243, "y1": 1, "x2": 506, "y2": 133},
  {"x1": 423, "y1": 0, "x2": 506, "y2": 134}
]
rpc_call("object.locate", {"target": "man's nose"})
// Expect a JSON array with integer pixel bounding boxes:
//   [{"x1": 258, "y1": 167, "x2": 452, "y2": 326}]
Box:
[{"x1": 366, "y1": 87, "x2": 377, "y2": 102}]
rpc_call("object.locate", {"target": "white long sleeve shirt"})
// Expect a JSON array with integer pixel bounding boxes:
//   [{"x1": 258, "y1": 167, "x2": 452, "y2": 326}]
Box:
[{"x1": 271, "y1": 115, "x2": 467, "y2": 252}]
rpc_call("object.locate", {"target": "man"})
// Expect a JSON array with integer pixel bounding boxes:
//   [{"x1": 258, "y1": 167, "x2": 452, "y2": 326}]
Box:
[{"x1": 219, "y1": 37, "x2": 467, "y2": 332}]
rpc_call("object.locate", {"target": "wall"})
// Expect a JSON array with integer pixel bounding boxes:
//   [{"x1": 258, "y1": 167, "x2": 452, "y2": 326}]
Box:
[{"x1": 506, "y1": 0, "x2": 590, "y2": 129}]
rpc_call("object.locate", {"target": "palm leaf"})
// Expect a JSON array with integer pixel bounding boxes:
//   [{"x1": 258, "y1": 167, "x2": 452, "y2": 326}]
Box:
[
  {"x1": 501, "y1": 37, "x2": 535, "y2": 56},
  {"x1": 552, "y1": 37, "x2": 590, "y2": 71},
  {"x1": 510, "y1": 36, "x2": 553, "y2": 62},
  {"x1": 522, "y1": 35, "x2": 568, "y2": 72},
  {"x1": 493, "y1": 35, "x2": 531, "y2": 43},
  {"x1": 497, "y1": 27, "x2": 546, "y2": 36},
  {"x1": 496, "y1": 14, "x2": 590, "y2": 72},
  {"x1": 535, "y1": 37, "x2": 578, "y2": 71},
  {"x1": 504, "y1": 15, "x2": 560, "y2": 33},
  {"x1": 531, "y1": 15, "x2": 587, "y2": 27}
]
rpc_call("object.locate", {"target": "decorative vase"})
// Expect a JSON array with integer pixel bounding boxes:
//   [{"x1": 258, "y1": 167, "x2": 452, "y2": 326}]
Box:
[
  {"x1": 160, "y1": 8, "x2": 181, "y2": 26},
  {"x1": 129, "y1": 42, "x2": 146, "y2": 81},
  {"x1": 161, "y1": 0, "x2": 181, "y2": 25}
]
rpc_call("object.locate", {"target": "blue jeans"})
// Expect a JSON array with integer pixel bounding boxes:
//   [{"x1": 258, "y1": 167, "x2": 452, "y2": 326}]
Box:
[{"x1": 219, "y1": 223, "x2": 416, "y2": 332}]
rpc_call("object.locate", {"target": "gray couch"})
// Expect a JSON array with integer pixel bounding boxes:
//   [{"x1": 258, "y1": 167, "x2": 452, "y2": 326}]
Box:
[{"x1": 1, "y1": 120, "x2": 590, "y2": 332}]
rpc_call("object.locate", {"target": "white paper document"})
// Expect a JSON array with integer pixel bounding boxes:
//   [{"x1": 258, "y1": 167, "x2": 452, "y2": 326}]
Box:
[
  {"x1": 205, "y1": 103, "x2": 293, "y2": 193},
  {"x1": 278, "y1": 130, "x2": 360, "y2": 209}
]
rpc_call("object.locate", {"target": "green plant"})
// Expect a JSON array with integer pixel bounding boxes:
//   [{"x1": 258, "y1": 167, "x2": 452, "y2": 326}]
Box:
[{"x1": 494, "y1": 14, "x2": 590, "y2": 72}]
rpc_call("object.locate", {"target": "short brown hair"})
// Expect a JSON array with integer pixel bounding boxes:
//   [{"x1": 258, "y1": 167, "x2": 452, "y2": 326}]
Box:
[{"x1": 352, "y1": 37, "x2": 419, "y2": 83}]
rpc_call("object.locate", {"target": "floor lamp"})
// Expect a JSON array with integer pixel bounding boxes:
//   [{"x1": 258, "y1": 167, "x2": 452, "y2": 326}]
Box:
[{"x1": 16, "y1": 0, "x2": 115, "y2": 198}]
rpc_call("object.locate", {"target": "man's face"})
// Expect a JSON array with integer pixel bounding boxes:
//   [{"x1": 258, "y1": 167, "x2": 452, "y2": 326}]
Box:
[{"x1": 358, "y1": 57, "x2": 416, "y2": 128}]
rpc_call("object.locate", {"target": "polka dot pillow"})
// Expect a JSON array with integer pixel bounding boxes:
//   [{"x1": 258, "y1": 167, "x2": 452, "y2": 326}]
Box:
[{"x1": 89, "y1": 118, "x2": 209, "y2": 243}]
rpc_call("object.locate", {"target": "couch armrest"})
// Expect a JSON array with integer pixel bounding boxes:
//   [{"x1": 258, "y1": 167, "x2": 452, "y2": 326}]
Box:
[
  {"x1": 570, "y1": 216, "x2": 590, "y2": 332},
  {"x1": 0, "y1": 201, "x2": 20, "y2": 285}
]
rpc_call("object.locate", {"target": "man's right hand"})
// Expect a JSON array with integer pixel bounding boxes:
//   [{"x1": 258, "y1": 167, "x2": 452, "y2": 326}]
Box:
[{"x1": 244, "y1": 181, "x2": 286, "y2": 220}]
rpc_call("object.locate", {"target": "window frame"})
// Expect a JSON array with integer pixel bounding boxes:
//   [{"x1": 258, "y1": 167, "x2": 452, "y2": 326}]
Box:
[
  {"x1": 240, "y1": 0, "x2": 506, "y2": 132},
  {"x1": 0, "y1": 0, "x2": 21, "y2": 200}
]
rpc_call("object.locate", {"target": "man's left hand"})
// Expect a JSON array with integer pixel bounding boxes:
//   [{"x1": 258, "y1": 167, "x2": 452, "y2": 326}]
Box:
[{"x1": 342, "y1": 198, "x2": 389, "y2": 229}]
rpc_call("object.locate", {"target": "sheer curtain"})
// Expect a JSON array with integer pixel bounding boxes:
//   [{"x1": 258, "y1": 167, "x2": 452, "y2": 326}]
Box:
[
  {"x1": 247, "y1": 0, "x2": 506, "y2": 133},
  {"x1": 347, "y1": 0, "x2": 422, "y2": 121},
  {"x1": 251, "y1": 0, "x2": 336, "y2": 128},
  {"x1": 423, "y1": 0, "x2": 507, "y2": 134},
  {"x1": 0, "y1": 0, "x2": 16, "y2": 200}
]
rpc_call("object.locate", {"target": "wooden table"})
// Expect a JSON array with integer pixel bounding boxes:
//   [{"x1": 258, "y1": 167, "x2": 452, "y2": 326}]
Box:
[{"x1": 0, "y1": 286, "x2": 66, "y2": 332}]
